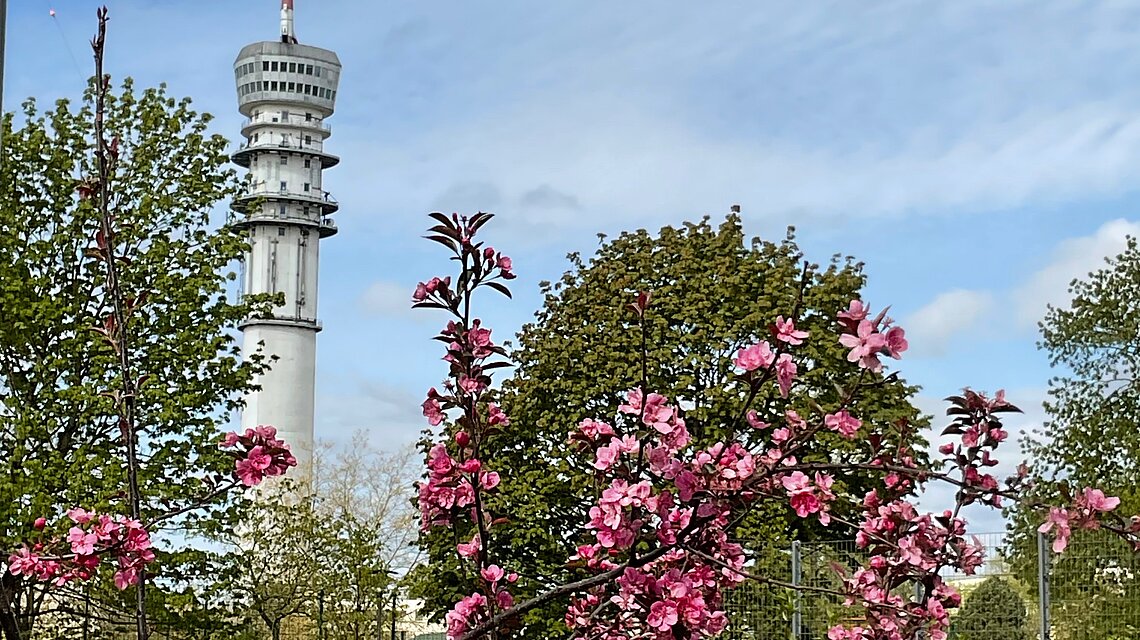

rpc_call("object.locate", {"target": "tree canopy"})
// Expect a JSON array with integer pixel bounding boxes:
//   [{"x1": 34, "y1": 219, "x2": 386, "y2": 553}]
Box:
[
  {"x1": 951, "y1": 577, "x2": 1033, "y2": 640},
  {"x1": 410, "y1": 213, "x2": 928, "y2": 638},
  {"x1": 0, "y1": 79, "x2": 276, "y2": 640}
]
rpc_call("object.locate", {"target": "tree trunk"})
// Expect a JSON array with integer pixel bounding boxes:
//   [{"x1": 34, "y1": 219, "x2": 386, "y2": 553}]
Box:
[
  {"x1": 271, "y1": 621, "x2": 281, "y2": 640},
  {"x1": 0, "y1": 572, "x2": 27, "y2": 640}
]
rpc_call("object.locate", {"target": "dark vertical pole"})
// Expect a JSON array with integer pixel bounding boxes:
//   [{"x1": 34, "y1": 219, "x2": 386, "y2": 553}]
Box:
[
  {"x1": 82, "y1": 584, "x2": 91, "y2": 640},
  {"x1": 389, "y1": 589, "x2": 396, "y2": 640},
  {"x1": 0, "y1": 0, "x2": 8, "y2": 153},
  {"x1": 318, "y1": 590, "x2": 325, "y2": 640},
  {"x1": 1037, "y1": 532, "x2": 1051, "y2": 640},
  {"x1": 791, "y1": 541, "x2": 802, "y2": 640}
]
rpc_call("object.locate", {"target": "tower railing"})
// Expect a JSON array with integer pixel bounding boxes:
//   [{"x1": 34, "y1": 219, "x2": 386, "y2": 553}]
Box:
[{"x1": 241, "y1": 113, "x2": 331, "y2": 134}]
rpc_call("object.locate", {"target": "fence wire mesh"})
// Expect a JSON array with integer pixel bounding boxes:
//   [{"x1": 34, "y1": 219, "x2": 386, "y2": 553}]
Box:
[
  {"x1": 20, "y1": 531, "x2": 1140, "y2": 640},
  {"x1": 723, "y1": 531, "x2": 1140, "y2": 640}
]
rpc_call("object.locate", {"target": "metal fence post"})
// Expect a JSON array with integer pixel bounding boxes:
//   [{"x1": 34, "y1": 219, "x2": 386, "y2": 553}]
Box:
[
  {"x1": 1037, "y1": 531, "x2": 1051, "y2": 640},
  {"x1": 318, "y1": 589, "x2": 326, "y2": 640},
  {"x1": 914, "y1": 582, "x2": 925, "y2": 640},
  {"x1": 791, "y1": 541, "x2": 802, "y2": 640}
]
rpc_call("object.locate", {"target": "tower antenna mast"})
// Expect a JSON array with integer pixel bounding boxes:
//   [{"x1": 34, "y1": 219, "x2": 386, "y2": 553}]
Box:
[{"x1": 280, "y1": 0, "x2": 297, "y2": 44}]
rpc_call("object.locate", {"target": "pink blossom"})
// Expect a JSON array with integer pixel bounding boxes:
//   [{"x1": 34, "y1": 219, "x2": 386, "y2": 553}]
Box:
[
  {"x1": 479, "y1": 471, "x2": 501, "y2": 490},
  {"x1": 825, "y1": 410, "x2": 861, "y2": 438},
  {"x1": 884, "y1": 326, "x2": 908, "y2": 359},
  {"x1": 647, "y1": 600, "x2": 679, "y2": 631},
  {"x1": 458, "y1": 376, "x2": 486, "y2": 395},
  {"x1": 733, "y1": 341, "x2": 775, "y2": 372},
  {"x1": 1039, "y1": 507, "x2": 1073, "y2": 552},
  {"x1": 480, "y1": 564, "x2": 505, "y2": 583},
  {"x1": 487, "y1": 403, "x2": 510, "y2": 426},
  {"x1": 745, "y1": 410, "x2": 769, "y2": 430},
  {"x1": 839, "y1": 320, "x2": 889, "y2": 371},
  {"x1": 775, "y1": 316, "x2": 809, "y2": 345},
  {"x1": 422, "y1": 392, "x2": 445, "y2": 426},
  {"x1": 66, "y1": 508, "x2": 93, "y2": 525},
  {"x1": 457, "y1": 535, "x2": 481, "y2": 558},
  {"x1": 1079, "y1": 488, "x2": 1121, "y2": 513},
  {"x1": 775, "y1": 354, "x2": 796, "y2": 397},
  {"x1": 839, "y1": 299, "x2": 870, "y2": 322},
  {"x1": 235, "y1": 458, "x2": 264, "y2": 486}
]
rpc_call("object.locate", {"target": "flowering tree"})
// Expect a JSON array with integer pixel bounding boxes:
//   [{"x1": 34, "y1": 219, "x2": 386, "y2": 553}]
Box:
[
  {"x1": 411, "y1": 216, "x2": 929, "y2": 638},
  {"x1": 412, "y1": 212, "x2": 1140, "y2": 640},
  {"x1": 1, "y1": 11, "x2": 297, "y2": 640}
]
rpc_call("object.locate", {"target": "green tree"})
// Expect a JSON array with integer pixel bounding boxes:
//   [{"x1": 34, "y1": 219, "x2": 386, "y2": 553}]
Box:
[
  {"x1": 1006, "y1": 237, "x2": 1140, "y2": 639},
  {"x1": 410, "y1": 214, "x2": 928, "y2": 638},
  {"x1": 951, "y1": 577, "x2": 1033, "y2": 640},
  {"x1": 0, "y1": 79, "x2": 276, "y2": 640},
  {"x1": 208, "y1": 434, "x2": 420, "y2": 640},
  {"x1": 1027, "y1": 235, "x2": 1140, "y2": 493}
]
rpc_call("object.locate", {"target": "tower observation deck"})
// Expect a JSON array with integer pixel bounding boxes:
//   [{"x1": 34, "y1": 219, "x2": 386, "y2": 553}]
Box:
[{"x1": 231, "y1": 0, "x2": 341, "y2": 481}]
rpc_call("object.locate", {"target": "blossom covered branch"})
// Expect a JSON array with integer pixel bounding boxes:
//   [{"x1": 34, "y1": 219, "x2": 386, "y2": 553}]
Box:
[{"x1": 408, "y1": 212, "x2": 1140, "y2": 640}]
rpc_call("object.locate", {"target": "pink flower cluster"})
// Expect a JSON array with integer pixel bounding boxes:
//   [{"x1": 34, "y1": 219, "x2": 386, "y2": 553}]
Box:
[
  {"x1": 781, "y1": 471, "x2": 836, "y2": 524},
  {"x1": 837, "y1": 300, "x2": 908, "y2": 372},
  {"x1": 418, "y1": 443, "x2": 501, "y2": 531},
  {"x1": 732, "y1": 336, "x2": 798, "y2": 397},
  {"x1": 1039, "y1": 488, "x2": 1122, "y2": 552},
  {"x1": 937, "y1": 390, "x2": 1014, "y2": 509},
  {"x1": 219, "y1": 425, "x2": 297, "y2": 487},
  {"x1": 836, "y1": 493, "x2": 978, "y2": 640},
  {"x1": 8, "y1": 508, "x2": 155, "y2": 590}
]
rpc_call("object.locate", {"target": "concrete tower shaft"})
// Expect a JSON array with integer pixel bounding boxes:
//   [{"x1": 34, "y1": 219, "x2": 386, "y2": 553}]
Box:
[{"x1": 231, "y1": 2, "x2": 342, "y2": 482}]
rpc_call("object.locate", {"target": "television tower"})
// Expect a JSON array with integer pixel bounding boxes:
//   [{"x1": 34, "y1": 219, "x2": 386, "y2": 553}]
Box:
[{"x1": 230, "y1": 0, "x2": 342, "y2": 483}]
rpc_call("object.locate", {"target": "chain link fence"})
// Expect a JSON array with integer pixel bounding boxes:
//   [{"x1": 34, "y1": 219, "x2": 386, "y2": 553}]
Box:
[
  {"x1": 23, "y1": 531, "x2": 1140, "y2": 640},
  {"x1": 724, "y1": 530, "x2": 1140, "y2": 640}
]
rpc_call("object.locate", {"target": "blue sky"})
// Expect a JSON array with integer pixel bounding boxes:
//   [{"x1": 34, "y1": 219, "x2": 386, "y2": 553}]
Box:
[{"x1": 9, "y1": 1, "x2": 1140, "y2": 532}]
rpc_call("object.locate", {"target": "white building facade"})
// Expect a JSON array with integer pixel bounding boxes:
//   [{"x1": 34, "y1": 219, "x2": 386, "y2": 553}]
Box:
[{"x1": 231, "y1": 1, "x2": 342, "y2": 480}]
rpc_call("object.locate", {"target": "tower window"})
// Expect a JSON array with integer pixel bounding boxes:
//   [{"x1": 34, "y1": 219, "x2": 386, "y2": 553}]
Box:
[
  {"x1": 271, "y1": 81, "x2": 279, "y2": 91},
  {"x1": 303, "y1": 183, "x2": 310, "y2": 192},
  {"x1": 306, "y1": 64, "x2": 314, "y2": 75},
  {"x1": 271, "y1": 61, "x2": 279, "y2": 71},
  {"x1": 287, "y1": 82, "x2": 295, "y2": 92},
  {"x1": 263, "y1": 61, "x2": 270, "y2": 71},
  {"x1": 278, "y1": 227, "x2": 286, "y2": 236},
  {"x1": 305, "y1": 112, "x2": 312, "y2": 121},
  {"x1": 253, "y1": 133, "x2": 259, "y2": 142},
  {"x1": 303, "y1": 206, "x2": 310, "y2": 215},
  {"x1": 304, "y1": 158, "x2": 311, "y2": 168},
  {"x1": 315, "y1": 66, "x2": 321, "y2": 77},
  {"x1": 280, "y1": 181, "x2": 288, "y2": 192},
  {"x1": 289, "y1": 62, "x2": 297, "y2": 73},
  {"x1": 304, "y1": 135, "x2": 312, "y2": 145},
  {"x1": 278, "y1": 204, "x2": 286, "y2": 216},
  {"x1": 279, "y1": 155, "x2": 287, "y2": 165}
]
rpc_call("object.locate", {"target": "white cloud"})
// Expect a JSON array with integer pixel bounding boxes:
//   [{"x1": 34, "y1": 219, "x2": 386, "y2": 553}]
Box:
[
  {"x1": 904, "y1": 290, "x2": 994, "y2": 357},
  {"x1": 315, "y1": 377, "x2": 426, "y2": 451},
  {"x1": 358, "y1": 280, "x2": 416, "y2": 318},
  {"x1": 1013, "y1": 218, "x2": 1140, "y2": 326}
]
